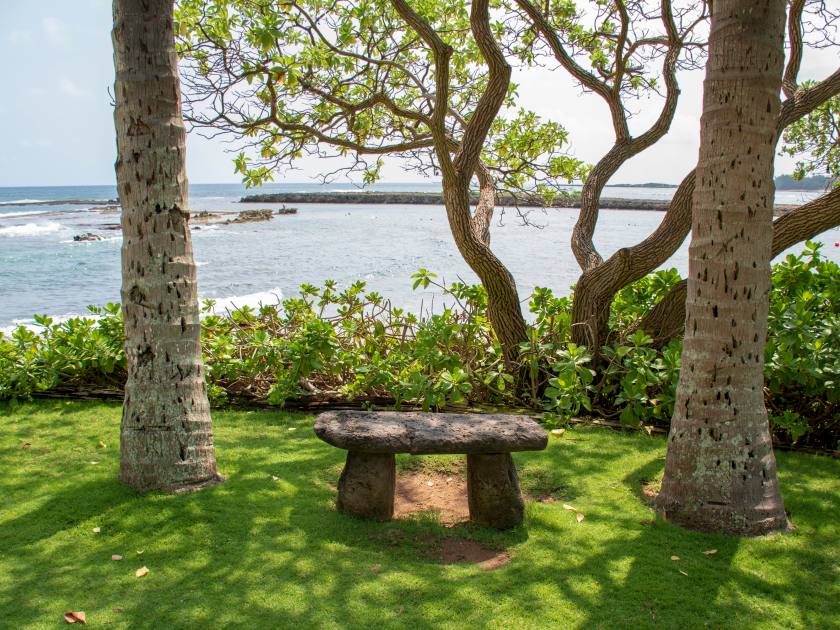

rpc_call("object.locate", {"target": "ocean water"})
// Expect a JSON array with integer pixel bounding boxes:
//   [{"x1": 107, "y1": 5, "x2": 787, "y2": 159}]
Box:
[{"x1": 0, "y1": 182, "x2": 836, "y2": 329}]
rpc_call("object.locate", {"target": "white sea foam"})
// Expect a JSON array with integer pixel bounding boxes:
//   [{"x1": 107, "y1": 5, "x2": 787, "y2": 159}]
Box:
[
  {"x1": 0, "y1": 312, "x2": 87, "y2": 335},
  {"x1": 0, "y1": 221, "x2": 65, "y2": 237},
  {"x1": 0, "y1": 209, "x2": 52, "y2": 218},
  {"x1": 204, "y1": 287, "x2": 284, "y2": 315},
  {"x1": 0, "y1": 199, "x2": 47, "y2": 205}
]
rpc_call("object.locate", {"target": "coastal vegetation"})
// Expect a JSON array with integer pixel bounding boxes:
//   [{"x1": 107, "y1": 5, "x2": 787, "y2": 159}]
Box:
[{"x1": 2, "y1": 243, "x2": 837, "y2": 450}]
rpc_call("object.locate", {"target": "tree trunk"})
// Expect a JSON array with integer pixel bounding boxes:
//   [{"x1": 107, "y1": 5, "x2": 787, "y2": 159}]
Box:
[
  {"x1": 471, "y1": 163, "x2": 496, "y2": 247},
  {"x1": 655, "y1": 0, "x2": 789, "y2": 535},
  {"x1": 113, "y1": 0, "x2": 221, "y2": 493},
  {"x1": 443, "y1": 177, "x2": 527, "y2": 365}
]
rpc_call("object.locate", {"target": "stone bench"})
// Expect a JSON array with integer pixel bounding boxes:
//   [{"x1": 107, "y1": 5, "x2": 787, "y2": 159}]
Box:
[{"x1": 313, "y1": 410, "x2": 548, "y2": 529}]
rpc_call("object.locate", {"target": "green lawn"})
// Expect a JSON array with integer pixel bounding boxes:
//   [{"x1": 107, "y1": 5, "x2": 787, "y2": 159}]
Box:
[{"x1": 0, "y1": 402, "x2": 838, "y2": 629}]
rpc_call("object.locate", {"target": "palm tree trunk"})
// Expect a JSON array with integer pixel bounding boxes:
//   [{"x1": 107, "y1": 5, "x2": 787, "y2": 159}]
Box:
[
  {"x1": 655, "y1": 0, "x2": 789, "y2": 535},
  {"x1": 113, "y1": 0, "x2": 221, "y2": 493}
]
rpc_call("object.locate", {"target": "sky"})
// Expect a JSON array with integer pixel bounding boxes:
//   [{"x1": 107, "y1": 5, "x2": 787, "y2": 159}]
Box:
[{"x1": 1, "y1": 1, "x2": 837, "y2": 188}]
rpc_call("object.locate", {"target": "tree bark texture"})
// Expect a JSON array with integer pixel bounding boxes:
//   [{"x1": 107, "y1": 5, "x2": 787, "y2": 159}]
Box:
[
  {"x1": 113, "y1": 0, "x2": 220, "y2": 492},
  {"x1": 655, "y1": 0, "x2": 789, "y2": 535}
]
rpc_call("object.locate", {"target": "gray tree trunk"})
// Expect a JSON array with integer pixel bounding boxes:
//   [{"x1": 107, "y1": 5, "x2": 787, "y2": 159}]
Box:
[
  {"x1": 113, "y1": 0, "x2": 221, "y2": 493},
  {"x1": 655, "y1": 0, "x2": 789, "y2": 535},
  {"x1": 443, "y1": 180, "x2": 527, "y2": 366}
]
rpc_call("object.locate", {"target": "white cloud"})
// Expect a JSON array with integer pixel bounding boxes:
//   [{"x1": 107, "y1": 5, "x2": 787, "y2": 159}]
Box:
[
  {"x1": 41, "y1": 17, "x2": 67, "y2": 45},
  {"x1": 6, "y1": 30, "x2": 33, "y2": 46},
  {"x1": 58, "y1": 78, "x2": 89, "y2": 98}
]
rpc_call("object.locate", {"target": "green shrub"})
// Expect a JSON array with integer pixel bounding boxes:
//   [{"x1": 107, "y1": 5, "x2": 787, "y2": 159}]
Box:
[{"x1": 1, "y1": 242, "x2": 836, "y2": 448}]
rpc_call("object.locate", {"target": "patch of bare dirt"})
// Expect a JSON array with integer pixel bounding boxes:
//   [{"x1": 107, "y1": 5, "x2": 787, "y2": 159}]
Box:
[
  {"x1": 639, "y1": 477, "x2": 661, "y2": 506},
  {"x1": 394, "y1": 471, "x2": 469, "y2": 525},
  {"x1": 440, "y1": 538, "x2": 511, "y2": 570}
]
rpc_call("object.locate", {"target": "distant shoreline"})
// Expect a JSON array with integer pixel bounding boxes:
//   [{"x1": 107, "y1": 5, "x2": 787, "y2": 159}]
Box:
[
  {"x1": 241, "y1": 191, "x2": 675, "y2": 210},
  {"x1": 240, "y1": 191, "x2": 799, "y2": 214}
]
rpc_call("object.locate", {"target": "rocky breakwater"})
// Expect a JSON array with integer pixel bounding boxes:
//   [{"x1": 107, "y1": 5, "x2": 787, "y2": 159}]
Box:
[
  {"x1": 71, "y1": 207, "x2": 296, "y2": 240},
  {"x1": 224, "y1": 209, "x2": 274, "y2": 224},
  {"x1": 240, "y1": 191, "x2": 676, "y2": 211}
]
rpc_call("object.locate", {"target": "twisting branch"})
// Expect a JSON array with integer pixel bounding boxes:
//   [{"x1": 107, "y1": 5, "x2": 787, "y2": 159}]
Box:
[
  {"x1": 783, "y1": 0, "x2": 806, "y2": 98},
  {"x1": 455, "y1": 0, "x2": 512, "y2": 178}
]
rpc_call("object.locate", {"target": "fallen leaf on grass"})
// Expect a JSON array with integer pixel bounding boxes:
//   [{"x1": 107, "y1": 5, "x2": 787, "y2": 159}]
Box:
[
  {"x1": 562, "y1": 504, "x2": 577, "y2": 511},
  {"x1": 111, "y1": 555, "x2": 123, "y2": 561},
  {"x1": 550, "y1": 429, "x2": 566, "y2": 436},
  {"x1": 670, "y1": 555, "x2": 680, "y2": 561},
  {"x1": 702, "y1": 549, "x2": 718, "y2": 556},
  {"x1": 136, "y1": 550, "x2": 144, "y2": 555},
  {"x1": 91, "y1": 527, "x2": 101, "y2": 534},
  {"x1": 271, "y1": 475, "x2": 280, "y2": 481},
  {"x1": 21, "y1": 442, "x2": 32, "y2": 449},
  {"x1": 135, "y1": 566, "x2": 149, "y2": 578},
  {"x1": 679, "y1": 570, "x2": 689, "y2": 577},
  {"x1": 287, "y1": 427, "x2": 296, "y2": 431},
  {"x1": 97, "y1": 441, "x2": 107, "y2": 449},
  {"x1": 643, "y1": 426, "x2": 653, "y2": 436},
  {"x1": 89, "y1": 461, "x2": 99, "y2": 465},
  {"x1": 576, "y1": 512, "x2": 585, "y2": 523},
  {"x1": 63, "y1": 611, "x2": 86, "y2": 624}
]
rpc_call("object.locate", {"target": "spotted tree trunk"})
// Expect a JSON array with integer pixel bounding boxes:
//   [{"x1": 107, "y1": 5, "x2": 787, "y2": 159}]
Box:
[
  {"x1": 113, "y1": 0, "x2": 221, "y2": 493},
  {"x1": 655, "y1": 0, "x2": 789, "y2": 535}
]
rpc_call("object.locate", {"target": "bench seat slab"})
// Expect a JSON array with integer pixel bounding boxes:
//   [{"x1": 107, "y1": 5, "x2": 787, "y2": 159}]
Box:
[{"x1": 315, "y1": 410, "x2": 547, "y2": 454}]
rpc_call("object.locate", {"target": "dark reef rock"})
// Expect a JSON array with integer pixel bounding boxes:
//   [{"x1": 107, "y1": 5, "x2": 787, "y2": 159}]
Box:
[
  {"x1": 73, "y1": 232, "x2": 105, "y2": 242},
  {"x1": 225, "y1": 209, "x2": 274, "y2": 224}
]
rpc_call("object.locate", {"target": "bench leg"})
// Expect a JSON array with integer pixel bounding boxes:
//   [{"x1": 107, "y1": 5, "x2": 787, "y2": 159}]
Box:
[
  {"x1": 467, "y1": 453, "x2": 525, "y2": 529},
  {"x1": 336, "y1": 451, "x2": 395, "y2": 521}
]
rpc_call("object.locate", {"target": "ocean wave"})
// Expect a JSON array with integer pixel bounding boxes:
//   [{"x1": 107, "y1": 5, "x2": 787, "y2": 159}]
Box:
[
  {"x1": 0, "y1": 199, "x2": 47, "y2": 205},
  {"x1": 0, "y1": 209, "x2": 53, "y2": 218},
  {"x1": 0, "y1": 311, "x2": 87, "y2": 335},
  {"x1": 204, "y1": 287, "x2": 284, "y2": 314},
  {"x1": 0, "y1": 221, "x2": 66, "y2": 237}
]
